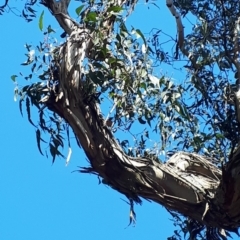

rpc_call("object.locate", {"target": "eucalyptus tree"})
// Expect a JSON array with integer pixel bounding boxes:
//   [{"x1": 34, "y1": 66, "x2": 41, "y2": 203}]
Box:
[{"x1": 6, "y1": 0, "x2": 240, "y2": 239}]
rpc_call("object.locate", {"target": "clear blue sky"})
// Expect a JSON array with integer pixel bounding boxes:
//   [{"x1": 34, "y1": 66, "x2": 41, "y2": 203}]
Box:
[{"x1": 0, "y1": 1, "x2": 236, "y2": 240}]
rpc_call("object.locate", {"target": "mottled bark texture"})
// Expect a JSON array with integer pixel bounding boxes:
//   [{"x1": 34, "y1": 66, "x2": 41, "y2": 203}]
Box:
[{"x1": 40, "y1": 0, "x2": 240, "y2": 234}]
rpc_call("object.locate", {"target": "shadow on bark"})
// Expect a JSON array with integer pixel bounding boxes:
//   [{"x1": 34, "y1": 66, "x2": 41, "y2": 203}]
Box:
[{"x1": 19, "y1": 0, "x2": 240, "y2": 238}]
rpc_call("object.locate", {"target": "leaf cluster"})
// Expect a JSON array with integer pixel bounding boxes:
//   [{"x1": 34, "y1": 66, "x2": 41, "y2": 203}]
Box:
[{"x1": 10, "y1": 0, "x2": 240, "y2": 239}]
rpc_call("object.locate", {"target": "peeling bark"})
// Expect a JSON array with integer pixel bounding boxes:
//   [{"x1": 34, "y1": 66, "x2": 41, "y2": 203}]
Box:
[{"x1": 40, "y1": 0, "x2": 240, "y2": 233}]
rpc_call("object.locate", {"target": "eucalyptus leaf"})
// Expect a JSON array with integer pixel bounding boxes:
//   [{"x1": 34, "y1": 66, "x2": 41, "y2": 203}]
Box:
[
  {"x1": 75, "y1": 5, "x2": 84, "y2": 16},
  {"x1": 11, "y1": 75, "x2": 17, "y2": 82},
  {"x1": 39, "y1": 10, "x2": 44, "y2": 31}
]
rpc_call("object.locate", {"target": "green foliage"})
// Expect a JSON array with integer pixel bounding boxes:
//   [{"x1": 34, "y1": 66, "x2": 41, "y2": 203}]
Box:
[
  {"x1": 75, "y1": 5, "x2": 84, "y2": 16},
  {"x1": 11, "y1": 0, "x2": 240, "y2": 238},
  {"x1": 11, "y1": 75, "x2": 17, "y2": 82},
  {"x1": 14, "y1": 0, "x2": 235, "y2": 166},
  {"x1": 39, "y1": 11, "x2": 44, "y2": 31},
  {"x1": 146, "y1": 0, "x2": 240, "y2": 164},
  {"x1": 13, "y1": 33, "x2": 66, "y2": 164}
]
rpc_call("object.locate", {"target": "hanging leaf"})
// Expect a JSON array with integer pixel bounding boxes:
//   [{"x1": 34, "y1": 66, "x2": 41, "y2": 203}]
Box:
[
  {"x1": 36, "y1": 129, "x2": 44, "y2": 155},
  {"x1": 27, "y1": 7, "x2": 36, "y2": 15},
  {"x1": 26, "y1": 96, "x2": 36, "y2": 127},
  {"x1": 138, "y1": 117, "x2": 146, "y2": 124},
  {"x1": 49, "y1": 143, "x2": 56, "y2": 164},
  {"x1": 31, "y1": 63, "x2": 36, "y2": 73},
  {"x1": 75, "y1": 5, "x2": 84, "y2": 16},
  {"x1": 46, "y1": 25, "x2": 55, "y2": 34},
  {"x1": 39, "y1": 10, "x2": 44, "y2": 31},
  {"x1": 49, "y1": 143, "x2": 65, "y2": 164},
  {"x1": 135, "y1": 29, "x2": 147, "y2": 46},
  {"x1": 19, "y1": 98, "x2": 24, "y2": 116},
  {"x1": 39, "y1": 110, "x2": 47, "y2": 130},
  {"x1": 53, "y1": 137, "x2": 63, "y2": 148},
  {"x1": 14, "y1": 86, "x2": 18, "y2": 102},
  {"x1": 128, "y1": 208, "x2": 136, "y2": 226},
  {"x1": 66, "y1": 147, "x2": 72, "y2": 166}
]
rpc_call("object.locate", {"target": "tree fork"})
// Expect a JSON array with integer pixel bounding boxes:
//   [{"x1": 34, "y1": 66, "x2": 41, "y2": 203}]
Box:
[{"x1": 40, "y1": 0, "x2": 240, "y2": 234}]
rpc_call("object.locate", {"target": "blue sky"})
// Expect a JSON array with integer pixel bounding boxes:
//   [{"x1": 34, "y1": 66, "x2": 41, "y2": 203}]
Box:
[{"x1": 0, "y1": 1, "x2": 236, "y2": 240}]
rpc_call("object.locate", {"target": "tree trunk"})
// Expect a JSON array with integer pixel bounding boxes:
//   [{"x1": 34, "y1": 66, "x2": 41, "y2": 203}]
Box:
[{"x1": 41, "y1": 0, "x2": 240, "y2": 233}]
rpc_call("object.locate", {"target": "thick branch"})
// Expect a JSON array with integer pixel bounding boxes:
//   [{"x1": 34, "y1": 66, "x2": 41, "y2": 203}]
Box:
[
  {"x1": 44, "y1": 25, "x2": 240, "y2": 229},
  {"x1": 42, "y1": 0, "x2": 240, "y2": 232},
  {"x1": 40, "y1": 0, "x2": 74, "y2": 35}
]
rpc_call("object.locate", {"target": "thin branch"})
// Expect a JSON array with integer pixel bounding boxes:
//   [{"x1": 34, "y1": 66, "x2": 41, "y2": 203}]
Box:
[
  {"x1": 40, "y1": 0, "x2": 73, "y2": 35},
  {"x1": 166, "y1": 0, "x2": 184, "y2": 49},
  {"x1": 233, "y1": 17, "x2": 240, "y2": 82}
]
